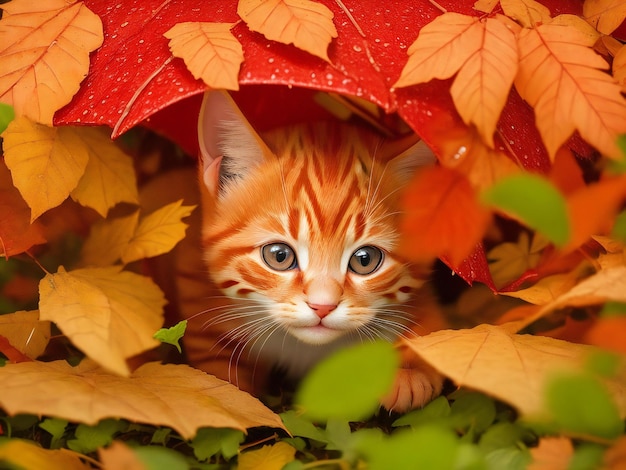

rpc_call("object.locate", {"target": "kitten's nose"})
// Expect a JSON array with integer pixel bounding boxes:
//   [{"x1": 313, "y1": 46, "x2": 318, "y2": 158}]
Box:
[{"x1": 308, "y1": 303, "x2": 337, "y2": 319}]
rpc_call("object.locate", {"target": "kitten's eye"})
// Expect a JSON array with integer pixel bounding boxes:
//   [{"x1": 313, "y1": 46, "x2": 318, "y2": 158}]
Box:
[
  {"x1": 261, "y1": 243, "x2": 298, "y2": 271},
  {"x1": 348, "y1": 246, "x2": 384, "y2": 275}
]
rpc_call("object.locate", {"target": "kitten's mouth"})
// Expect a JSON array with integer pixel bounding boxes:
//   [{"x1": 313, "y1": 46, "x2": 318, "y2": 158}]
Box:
[{"x1": 292, "y1": 324, "x2": 344, "y2": 345}]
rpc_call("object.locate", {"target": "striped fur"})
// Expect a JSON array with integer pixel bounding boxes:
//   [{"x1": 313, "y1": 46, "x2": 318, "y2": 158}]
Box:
[{"x1": 180, "y1": 92, "x2": 446, "y2": 411}]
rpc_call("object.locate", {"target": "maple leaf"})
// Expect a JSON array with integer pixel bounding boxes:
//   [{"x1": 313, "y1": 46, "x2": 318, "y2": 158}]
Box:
[
  {"x1": 405, "y1": 324, "x2": 626, "y2": 417},
  {"x1": 0, "y1": 0, "x2": 103, "y2": 125},
  {"x1": 237, "y1": 0, "x2": 338, "y2": 63},
  {"x1": 399, "y1": 165, "x2": 491, "y2": 266},
  {"x1": 68, "y1": 126, "x2": 138, "y2": 217},
  {"x1": 394, "y1": 13, "x2": 519, "y2": 147},
  {"x1": 238, "y1": 442, "x2": 297, "y2": 470},
  {"x1": 487, "y1": 232, "x2": 548, "y2": 288},
  {"x1": 515, "y1": 21, "x2": 626, "y2": 160},
  {"x1": 2, "y1": 117, "x2": 90, "y2": 221},
  {"x1": 583, "y1": 0, "x2": 626, "y2": 35},
  {"x1": 38, "y1": 266, "x2": 165, "y2": 376},
  {"x1": 0, "y1": 310, "x2": 50, "y2": 359},
  {"x1": 164, "y1": 22, "x2": 243, "y2": 91},
  {"x1": 0, "y1": 360, "x2": 285, "y2": 439},
  {"x1": 500, "y1": 0, "x2": 552, "y2": 28},
  {"x1": 0, "y1": 439, "x2": 90, "y2": 470}
]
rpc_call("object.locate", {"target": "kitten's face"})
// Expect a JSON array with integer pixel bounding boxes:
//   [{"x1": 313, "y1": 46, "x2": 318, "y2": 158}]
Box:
[{"x1": 201, "y1": 120, "x2": 430, "y2": 346}]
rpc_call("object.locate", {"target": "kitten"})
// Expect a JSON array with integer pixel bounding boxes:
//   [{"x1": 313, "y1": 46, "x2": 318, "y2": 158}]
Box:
[{"x1": 174, "y1": 91, "x2": 446, "y2": 412}]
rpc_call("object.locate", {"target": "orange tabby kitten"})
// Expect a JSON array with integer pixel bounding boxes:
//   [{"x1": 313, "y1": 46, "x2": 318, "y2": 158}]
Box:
[{"x1": 158, "y1": 91, "x2": 446, "y2": 412}]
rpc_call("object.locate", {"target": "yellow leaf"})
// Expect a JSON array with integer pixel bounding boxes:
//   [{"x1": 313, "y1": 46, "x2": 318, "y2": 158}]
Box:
[
  {"x1": 487, "y1": 232, "x2": 547, "y2": 288},
  {"x1": 164, "y1": 22, "x2": 243, "y2": 91},
  {"x1": 550, "y1": 14, "x2": 601, "y2": 44},
  {"x1": 0, "y1": 360, "x2": 286, "y2": 439},
  {"x1": 0, "y1": 0, "x2": 103, "y2": 125},
  {"x1": 405, "y1": 324, "x2": 626, "y2": 417},
  {"x1": 0, "y1": 440, "x2": 90, "y2": 470},
  {"x1": 1, "y1": 117, "x2": 89, "y2": 221},
  {"x1": 122, "y1": 200, "x2": 196, "y2": 264},
  {"x1": 238, "y1": 442, "x2": 297, "y2": 470},
  {"x1": 528, "y1": 437, "x2": 574, "y2": 470},
  {"x1": 238, "y1": 0, "x2": 337, "y2": 63},
  {"x1": 614, "y1": 45, "x2": 626, "y2": 93},
  {"x1": 81, "y1": 211, "x2": 140, "y2": 267},
  {"x1": 501, "y1": 0, "x2": 551, "y2": 28},
  {"x1": 515, "y1": 23, "x2": 626, "y2": 160},
  {"x1": 395, "y1": 14, "x2": 518, "y2": 147},
  {"x1": 69, "y1": 127, "x2": 138, "y2": 217},
  {"x1": 501, "y1": 274, "x2": 578, "y2": 304},
  {"x1": 584, "y1": 0, "x2": 626, "y2": 35},
  {"x1": 0, "y1": 310, "x2": 50, "y2": 359},
  {"x1": 38, "y1": 266, "x2": 165, "y2": 376},
  {"x1": 473, "y1": 0, "x2": 499, "y2": 14}
]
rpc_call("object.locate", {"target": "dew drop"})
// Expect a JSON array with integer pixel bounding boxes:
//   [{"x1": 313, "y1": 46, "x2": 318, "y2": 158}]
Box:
[
  {"x1": 268, "y1": 57, "x2": 275, "y2": 64},
  {"x1": 454, "y1": 146, "x2": 467, "y2": 160},
  {"x1": 121, "y1": 21, "x2": 129, "y2": 27},
  {"x1": 353, "y1": 44, "x2": 362, "y2": 52}
]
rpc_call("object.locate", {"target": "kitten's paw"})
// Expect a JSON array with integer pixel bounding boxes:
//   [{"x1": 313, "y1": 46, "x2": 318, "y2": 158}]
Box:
[{"x1": 380, "y1": 366, "x2": 444, "y2": 413}]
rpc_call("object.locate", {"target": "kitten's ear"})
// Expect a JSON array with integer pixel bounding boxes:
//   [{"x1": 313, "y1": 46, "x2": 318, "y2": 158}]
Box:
[
  {"x1": 198, "y1": 90, "x2": 272, "y2": 195},
  {"x1": 387, "y1": 136, "x2": 436, "y2": 186}
]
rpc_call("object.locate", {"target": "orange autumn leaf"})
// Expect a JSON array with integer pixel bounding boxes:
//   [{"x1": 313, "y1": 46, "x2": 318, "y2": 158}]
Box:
[
  {"x1": 614, "y1": 45, "x2": 626, "y2": 93},
  {"x1": 2, "y1": 117, "x2": 90, "y2": 221},
  {"x1": 38, "y1": 266, "x2": 165, "y2": 376},
  {"x1": 528, "y1": 437, "x2": 574, "y2": 470},
  {"x1": 0, "y1": 360, "x2": 285, "y2": 439},
  {"x1": 400, "y1": 166, "x2": 491, "y2": 266},
  {"x1": 583, "y1": 0, "x2": 626, "y2": 35},
  {"x1": 501, "y1": 0, "x2": 552, "y2": 28},
  {"x1": 0, "y1": 310, "x2": 50, "y2": 360},
  {"x1": 604, "y1": 436, "x2": 626, "y2": 470},
  {"x1": 98, "y1": 441, "x2": 146, "y2": 470},
  {"x1": 565, "y1": 174, "x2": 626, "y2": 251},
  {"x1": 394, "y1": 13, "x2": 519, "y2": 147},
  {"x1": 0, "y1": 158, "x2": 46, "y2": 256},
  {"x1": 237, "y1": 0, "x2": 337, "y2": 63},
  {"x1": 473, "y1": 0, "x2": 499, "y2": 14},
  {"x1": 585, "y1": 316, "x2": 626, "y2": 355},
  {"x1": 68, "y1": 127, "x2": 138, "y2": 217},
  {"x1": 0, "y1": 439, "x2": 90, "y2": 470},
  {"x1": 515, "y1": 22, "x2": 626, "y2": 160},
  {"x1": 81, "y1": 211, "x2": 140, "y2": 267},
  {"x1": 405, "y1": 323, "x2": 626, "y2": 417},
  {"x1": 0, "y1": 0, "x2": 103, "y2": 125},
  {"x1": 164, "y1": 22, "x2": 243, "y2": 91}
]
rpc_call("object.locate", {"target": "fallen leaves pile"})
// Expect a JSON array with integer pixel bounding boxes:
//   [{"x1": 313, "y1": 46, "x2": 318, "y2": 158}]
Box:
[{"x1": 1, "y1": 0, "x2": 626, "y2": 468}]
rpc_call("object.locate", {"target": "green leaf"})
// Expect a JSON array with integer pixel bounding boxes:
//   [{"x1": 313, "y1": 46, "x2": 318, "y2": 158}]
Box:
[
  {"x1": 546, "y1": 373, "x2": 624, "y2": 439},
  {"x1": 153, "y1": 320, "x2": 187, "y2": 353},
  {"x1": 295, "y1": 341, "x2": 399, "y2": 422},
  {"x1": 393, "y1": 395, "x2": 451, "y2": 428},
  {"x1": 67, "y1": 419, "x2": 126, "y2": 454},
  {"x1": 0, "y1": 103, "x2": 14, "y2": 134},
  {"x1": 150, "y1": 428, "x2": 172, "y2": 445},
  {"x1": 359, "y1": 426, "x2": 459, "y2": 470},
  {"x1": 586, "y1": 350, "x2": 621, "y2": 378},
  {"x1": 134, "y1": 446, "x2": 189, "y2": 470},
  {"x1": 569, "y1": 443, "x2": 605, "y2": 470},
  {"x1": 39, "y1": 418, "x2": 68, "y2": 449},
  {"x1": 449, "y1": 392, "x2": 497, "y2": 434},
  {"x1": 611, "y1": 211, "x2": 626, "y2": 242},
  {"x1": 484, "y1": 447, "x2": 530, "y2": 470},
  {"x1": 325, "y1": 419, "x2": 352, "y2": 451},
  {"x1": 191, "y1": 427, "x2": 244, "y2": 461},
  {"x1": 280, "y1": 411, "x2": 328, "y2": 443},
  {"x1": 481, "y1": 174, "x2": 570, "y2": 246},
  {"x1": 478, "y1": 422, "x2": 534, "y2": 454}
]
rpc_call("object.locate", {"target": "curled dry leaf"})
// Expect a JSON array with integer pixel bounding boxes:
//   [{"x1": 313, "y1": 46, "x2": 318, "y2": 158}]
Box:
[
  {"x1": 394, "y1": 13, "x2": 519, "y2": 147},
  {"x1": 0, "y1": 0, "x2": 103, "y2": 125},
  {"x1": 164, "y1": 22, "x2": 243, "y2": 90},
  {"x1": 2, "y1": 117, "x2": 90, "y2": 221},
  {"x1": 0, "y1": 360, "x2": 285, "y2": 439},
  {"x1": 515, "y1": 22, "x2": 626, "y2": 160},
  {"x1": 405, "y1": 324, "x2": 626, "y2": 417},
  {"x1": 237, "y1": 0, "x2": 338, "y2": 63},
  {"x1": 0, "y1": 310, "x2": 50, "y2": 359},
  {"x1": 38, "y1": 266, "x2": 165, "y2": 376},
  {"x1": 583, "y1": 0, "x2": 626, "y2": 35}
]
